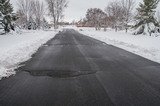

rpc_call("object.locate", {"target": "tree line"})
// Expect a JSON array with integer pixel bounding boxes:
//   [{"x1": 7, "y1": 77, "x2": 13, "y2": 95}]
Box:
[
  {"x1": 77, "y1": 0, "x2": 160, "y2": 36},
  {"x1": 0, "y1": 0, "x2": 68, "y2": 34},
  {"x1": 77, "y1": 0, "x2": 135, "y2": 31}
]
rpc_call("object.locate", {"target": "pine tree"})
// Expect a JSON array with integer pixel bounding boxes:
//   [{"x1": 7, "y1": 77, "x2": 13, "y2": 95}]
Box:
[
  {"x1": 0, "y1": 0, "x2": 17, "y2": 33},
  {"x1": 27, "y1": 17, "x2": 37, "y2": 30},
  {"x1": 42, "y1": 18, "x2": 49, "y2": 30},
  {"x1": 134, "y1": 0, "x2": 160, "y2": 36}
]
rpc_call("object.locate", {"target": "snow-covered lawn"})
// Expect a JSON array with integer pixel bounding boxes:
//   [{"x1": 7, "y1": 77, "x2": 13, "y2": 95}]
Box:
[
  {"x1": 77, "y1": 27, "x2": 160, "y2": 64},
  {"x1": 0, "y1": 29, "x2": 58, "y2": 79}
]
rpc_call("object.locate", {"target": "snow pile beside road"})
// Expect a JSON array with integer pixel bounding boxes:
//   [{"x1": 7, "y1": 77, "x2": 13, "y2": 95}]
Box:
[
  {"x1": 78, "y1": 27, "x2": 160, "y2": 63},
  {"x1": 0, "y1": 30, "x2": 58, "y2": 79}
]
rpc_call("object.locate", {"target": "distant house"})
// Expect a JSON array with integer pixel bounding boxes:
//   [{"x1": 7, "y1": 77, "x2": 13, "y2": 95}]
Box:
[{"x1": 76, "y1": 20, "x2": 94, "y2": 27}]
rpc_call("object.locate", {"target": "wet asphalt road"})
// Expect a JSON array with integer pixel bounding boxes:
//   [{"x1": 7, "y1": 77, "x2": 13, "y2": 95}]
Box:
[{"x1": 1, "y1": 29, "x2": 160, "y2": 106}]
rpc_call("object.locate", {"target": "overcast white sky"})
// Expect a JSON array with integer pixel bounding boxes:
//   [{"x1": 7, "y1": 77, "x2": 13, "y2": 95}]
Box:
[
  {"x1": 64, "y1": 0, "x2": 110, "y2": 22},
  {"x1": 10, "y1": 0, "x2": 160, "y2": 22}
]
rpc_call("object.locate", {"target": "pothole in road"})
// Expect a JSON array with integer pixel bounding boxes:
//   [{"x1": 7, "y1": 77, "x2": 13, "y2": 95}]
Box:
[{"x1": 26, "y1": 70, "x2": 97, "y2": 78}]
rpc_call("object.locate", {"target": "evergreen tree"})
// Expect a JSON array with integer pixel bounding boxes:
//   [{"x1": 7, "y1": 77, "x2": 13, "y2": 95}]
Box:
[
  {"x1": 0, "y1": 0, "x2": 17, "y2": 33},
  {"x1": 42, "y1": 18, "x2": 49, "y2": 30},
  {"x1": 134, "y1": 0, "x2": 160, "y2": 36},
  {"x1": 27, "y1": 17, "x2": 37, "y2": 30}
]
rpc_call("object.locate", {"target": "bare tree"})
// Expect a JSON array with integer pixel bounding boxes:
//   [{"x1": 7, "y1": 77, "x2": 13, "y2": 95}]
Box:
[
  {"x1": 86, "y1": 8, "x2": 106, "y2": 30},
  {"x1": 16, "y1": 0, "x2": 35, "y2": 29},
  {"x1": 103, "y1": 16, "x2": 113, "y2": 31},
  {"x1": 16, "y1": 0, "x2": 45, "y2": 29},
  {"x1": 156, "y1": 11, "x2": 160, "y2": 23},
  {"x1": 121, "y1": 0, "x2": 135, "y2": 32},
  {"x1": 105, "y1": 1, "x2": 126, "y2": 31},
  {"x1": 45, "y1": 0, "x2": 68, "y2": 29},
  {"x1": 33, "y1": 0, "x2": 45, "y2": 29}
]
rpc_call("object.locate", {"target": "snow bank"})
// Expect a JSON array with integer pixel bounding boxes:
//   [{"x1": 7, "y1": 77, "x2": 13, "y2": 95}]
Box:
[
  {"x1": 0, "y1": 29, "x2": 58, "y2": 79},
  {"x1": 76, "y1": 27, "x2": 160, "y2": 63}
]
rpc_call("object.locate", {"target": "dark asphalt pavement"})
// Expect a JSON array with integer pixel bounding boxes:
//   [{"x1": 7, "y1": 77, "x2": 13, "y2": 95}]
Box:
[{"x1": 0, "y1": 29, "x2": 160, "y2": 106}]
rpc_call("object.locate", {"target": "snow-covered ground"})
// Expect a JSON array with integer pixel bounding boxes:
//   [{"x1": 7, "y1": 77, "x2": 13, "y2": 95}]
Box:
[
  {"x1": 0, "y1": 29, "x2": 59, "y2": 79},
  {"x1": 76, "y1": 27, "x2": 160, "y2": 64}
]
